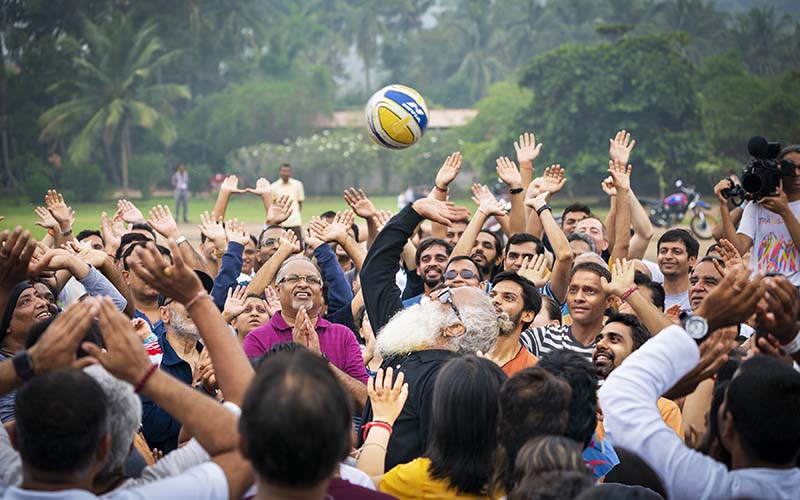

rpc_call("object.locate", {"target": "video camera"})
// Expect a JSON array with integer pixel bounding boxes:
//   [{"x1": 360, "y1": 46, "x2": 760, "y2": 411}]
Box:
[{"x1": 721, "y1": 136, "x2": 796, "y2": 204}]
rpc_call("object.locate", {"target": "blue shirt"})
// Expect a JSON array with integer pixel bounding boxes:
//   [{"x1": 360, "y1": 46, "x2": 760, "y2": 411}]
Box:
[{"x1": 140, "y1": 328, "x2": 200, "y2": 453}]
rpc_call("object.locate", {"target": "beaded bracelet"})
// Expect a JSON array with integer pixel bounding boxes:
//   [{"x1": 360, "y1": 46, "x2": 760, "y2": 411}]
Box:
[{"x1": 134, "y1": 364, "x2": 158, "y2": 394}]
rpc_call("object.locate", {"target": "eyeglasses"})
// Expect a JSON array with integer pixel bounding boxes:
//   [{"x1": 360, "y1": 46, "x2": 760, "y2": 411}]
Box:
[
  {"x1": 261, "y1": 238, "x2": 278, "y2": 248},
  {"x1": 436, "y1": 287, "x2": 462, "y2": 321},
  {"x1": 444, "y1": 269, "x2": 477, "y2": 281},
  {"x1": 278, "y1": 274, "x2": 322, "y2": 286}
]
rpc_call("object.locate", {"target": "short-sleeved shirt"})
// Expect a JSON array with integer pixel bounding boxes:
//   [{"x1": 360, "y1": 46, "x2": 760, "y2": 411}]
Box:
[
  {"x1": 270, "y1": 178, "x2": 305, "y2": 227},
  {"x1": 501, "y1": 345, "x2": 538, "y2": 377},
  {"x1": 380, "y1": 457, "x2": 489, "y2": 500},
  {"x1": 242, "y1": 312, "x2": 368, "y2": 383},
  {"x1": 664, "y1": 291, "x2": 691, "y2": 312},
  {"x1": 519, "y1": 324, "x2": 595, "y2": 363},
  {"x1": 738, "y1": 200, "x2": 800, "y2": 285}
]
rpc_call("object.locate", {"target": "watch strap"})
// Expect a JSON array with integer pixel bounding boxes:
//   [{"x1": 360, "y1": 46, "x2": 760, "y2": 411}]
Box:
[{"x1": 12, "y1": 351, "x2": 36, "y2": 381}]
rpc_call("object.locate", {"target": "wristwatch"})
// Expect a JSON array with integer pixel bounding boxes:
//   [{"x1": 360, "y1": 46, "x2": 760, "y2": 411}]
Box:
[
  {"x1": 12, "y1": 351, "x2": 36, "y2": 381},
  {"x1": 680, "y1": 312, "x2": 710, "y2": 344}
]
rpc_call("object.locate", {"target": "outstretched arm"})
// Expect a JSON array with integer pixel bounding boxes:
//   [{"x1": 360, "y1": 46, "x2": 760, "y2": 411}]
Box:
[
  {"x1": 430, "y1": 153, "x2": 463, "y2": 240},
  {"x1": 514, "y1": 131, "x2": 543, "y2": 193},
  {"x1": 451, "y1": 185, "x2": 505, "y2": 258},
  {"x1": 496, "y1": 156, "x2": 525, "y2": 235},
  {"x1": 211, "y1": 175, "x2": 246, "y2": 221},
  {"x1": 527, "y1": 193, "x2": 573, "y2": 303},
  {"x1": 246, "y1": 232, "x2": 300, "y2": 296},
  {"x1": 609, "y1": 160, "x2": 632, "y2": 263}
]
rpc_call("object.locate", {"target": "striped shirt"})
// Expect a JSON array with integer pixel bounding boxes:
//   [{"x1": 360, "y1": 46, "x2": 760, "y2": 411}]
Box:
[{"x1": 520, "y1": 325, "x2": 595, "y2": 363}]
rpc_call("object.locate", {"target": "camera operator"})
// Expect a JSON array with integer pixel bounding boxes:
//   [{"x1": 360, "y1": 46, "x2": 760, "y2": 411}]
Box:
[{"x1": 715, "y1": 145, "x2": 800, "y2": 285}]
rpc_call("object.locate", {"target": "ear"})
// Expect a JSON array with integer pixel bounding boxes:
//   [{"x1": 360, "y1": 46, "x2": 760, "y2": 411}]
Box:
[
  {"x1": 159, "y1": 306, "x2": 170, "y2": 324},
  {"x1": 601, "y1": 239, "x2": 610, "y2": 251},
  {"x1": 121, "y1": 269, "x2": 130, "y2": 283},
  {"x1": 521, "y1": 310, "x2": 535, "y2": 325},
  {"x1": 95, "y1": 432, "x2": 111, "y2": 465},
  {"x1": 442, "y1": 322, "x2": 467, "y2": 337},
  {"x1": 688, "y1": 255, "x2": 697, "y2": 267},
  {"x1": 479, "y1": 281, "x2": 488, "y2": 293},
  {"x1": 720, "y1": 408, "x2": 736, "y2": 451}
]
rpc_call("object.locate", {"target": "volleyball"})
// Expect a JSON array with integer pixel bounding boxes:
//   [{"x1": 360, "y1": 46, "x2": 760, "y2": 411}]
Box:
[{"x1": 365, "y1": 84, "x2": 429, "y2": 149}]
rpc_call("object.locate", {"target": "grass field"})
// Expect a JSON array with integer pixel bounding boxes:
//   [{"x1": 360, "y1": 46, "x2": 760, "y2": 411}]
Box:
[{"x1": 0, "y1": 193, "x2": 607, "y2": 239}]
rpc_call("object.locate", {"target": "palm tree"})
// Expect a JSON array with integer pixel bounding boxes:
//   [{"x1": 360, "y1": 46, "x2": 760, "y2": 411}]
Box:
[{"x1": 39, "y1": 13, "x2": 190, "y2": 194}]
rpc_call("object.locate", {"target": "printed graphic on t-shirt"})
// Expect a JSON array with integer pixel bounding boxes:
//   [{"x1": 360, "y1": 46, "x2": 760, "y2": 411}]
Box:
[{"x1": 756, "y1": 232, "x2": 798, "y2": 274}]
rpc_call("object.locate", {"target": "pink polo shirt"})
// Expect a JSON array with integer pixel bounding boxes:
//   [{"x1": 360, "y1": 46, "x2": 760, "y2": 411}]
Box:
[{"x1": 242, "y1": 311, "x2": 369, "y2": 383}]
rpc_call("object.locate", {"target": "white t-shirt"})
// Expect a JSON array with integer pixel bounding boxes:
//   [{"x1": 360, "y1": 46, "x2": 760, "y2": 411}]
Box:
[
  {"x1": 738, "y1": 200, "x2": 800, "y2": 285},
  {"x1": 270, "y1": 178, "x2": 305, "y2": 227},
  {"x1": 642, "y1": 259, "x2": 664, "y2": 284}
]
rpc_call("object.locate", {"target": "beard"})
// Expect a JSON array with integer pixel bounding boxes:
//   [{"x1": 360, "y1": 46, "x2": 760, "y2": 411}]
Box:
[
  {"x1": 376, "y1": 302, "x2": 442, "y2": 357},
  {"x1": 169, "y1": 309, "x2": 200, "y2": 341},
  {"x1": 497, "y1": 311, "x2": 516, "y2": 336}
]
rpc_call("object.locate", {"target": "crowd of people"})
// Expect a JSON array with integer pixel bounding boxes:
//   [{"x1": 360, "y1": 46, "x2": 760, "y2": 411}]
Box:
[{"x1": 0, "y1": 131, "x2": 799, "y2": 500}]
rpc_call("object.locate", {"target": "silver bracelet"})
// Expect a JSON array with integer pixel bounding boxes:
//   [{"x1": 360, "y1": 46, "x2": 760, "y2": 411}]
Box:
[
  {"x1": 175, "y1": 235, "x2": 187, "y2": 245},
  {"x1": 780, "y1": 330, "x2": 800, "y2": 355}
]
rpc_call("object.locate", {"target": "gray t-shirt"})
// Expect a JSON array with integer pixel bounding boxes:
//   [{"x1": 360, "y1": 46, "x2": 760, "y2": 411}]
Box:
[{"x1": 664, "y1": 290, "x2": 690, "y2": 312}]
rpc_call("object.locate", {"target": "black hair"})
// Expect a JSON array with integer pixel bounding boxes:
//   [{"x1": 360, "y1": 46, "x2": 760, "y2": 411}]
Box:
[
  {"x1": 537, "y1": 351, "x2": 598, "y2": 448},
  {"x1": 446, "y1": 255, "x2": 484, "y2": 281},
  {"x1": 239, "y1": 349, "x2": 352, "y2": 487},
  {"x1": 505, "y1": 233, "x2": 544, "y2": 256},
  {"x1": 575, "y1": 483, "x2": 665, "y2": 500},
  {"x1": 494, "y1": 366, "x2": 573, "y2": 493},
  {"x1": 115, "y1": 233, "x2": 149, "y2": 260},
  {"x1": 706, "y1": 242, "x2": 721, "y2": 256},
  {"x1": 350, "y1": 223, "x2": 360, "y2": 242},
  {"x1": 570, "y1": 261, "x2": 612, "y2": 283},
  {"x1": 601, "y1": 448, "x2": 667, "y2": 498},
  {"x1": 248, "y1": 234, "x2": 258, "y2": 247},
  {"x1": 634, "y1": 272, "x2": 665, "y2": 311},
  {"x1": 726, "y1": 356, "x2": 800, "y2": 464},
  {"x1": 130, "y1": 222, "x2": 156, "y2": 242},
  {"x1": 280, "y1": 163, "x2": 292, "y2": 169},
  {"x1": 562, "y1": 203, "x2": 592, "y2": 223},
  {"x1": 657, "y1": 229, "x2": 699, "y2": 259},
  {"x1": 76, "y1": 229, "x2": 104, "y2": 245},
  {"x1": 541, "y1": 296, "x2": 563, "y2": 325},
  {"x1": 320, "y1": 210, "x2": 336, "y2": 219},
  {"x1": 15, "y1": 369, "x2": 109, "y2": 476},
  {"x1": 604, "y1": 311, "x2": 651, "y2": 350},
  {"x1": 121, "y1": 241, "x2": 172, "y2": 271},
  {"x1": 512, "y1": 470, "x2": 594, "y2": 500},
  {"x1": 248, "y1": 341, "x2": 307, "y2": 370},
  {"x1": 696, "y1": 381, "x2": 732, "y2": 468},
  {"x1": 492, "y1": 271, "x2": 543, "y2": 321},
  {"x1": 24, "y1": 314, "x2": 104, "y2": 357},
  {"x1": 426, "y1": 355, "x2": 507, "y2": 495},
  {"x1": 779, "y1": 144, "x2": 800, "y2": 159},
  {"x1": 258, "y1": 225, "x2": 285, "y2": 247},
  {"x1": 510, "y1": 436, "x2": 590, "y2": 500},
  {"x1": 414, "y1": 238, "x2": 453, "y2": 267}
]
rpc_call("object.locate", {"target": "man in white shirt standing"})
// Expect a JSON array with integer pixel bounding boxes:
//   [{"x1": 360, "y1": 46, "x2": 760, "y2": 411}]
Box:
[
  {"x1": 717, "y1": 144, "x2": 800, "y2": 285},
  {"x1": 271, "y1": 163, "x2": 305, "y2": 245},
  {"x1": 171, "y1": 164, "x2": 190, "y2": 223},
  {"x1": 600, "y1": 268, "x2": 800, "y2": 500}
]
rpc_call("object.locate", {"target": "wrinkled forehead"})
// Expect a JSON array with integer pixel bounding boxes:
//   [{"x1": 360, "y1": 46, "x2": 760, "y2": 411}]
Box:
[
  {"x1": 691, "y1": 260, "x2": 722, "y2": 279},
  {"x1": 577, "y1": 218, "x2": 602, "y2": 231}
]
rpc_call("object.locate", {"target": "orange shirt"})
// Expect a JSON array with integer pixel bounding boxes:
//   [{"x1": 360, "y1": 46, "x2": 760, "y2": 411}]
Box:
[
  {"x1": 597, "y1": 397, "x2": 683, "y2": 441},
  {"x1": 501, "y1": 346, "x2": 538, "y2": 377}
]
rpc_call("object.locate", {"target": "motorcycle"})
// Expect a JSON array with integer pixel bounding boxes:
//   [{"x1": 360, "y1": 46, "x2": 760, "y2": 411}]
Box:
[{"x1": 640, "y1": 180, "x2": 717, "y2": 240}]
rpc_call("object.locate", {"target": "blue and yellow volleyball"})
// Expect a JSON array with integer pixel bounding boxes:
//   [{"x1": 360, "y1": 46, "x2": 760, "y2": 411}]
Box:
[{"x1": 365, "y1": 84, "x2": 429, "y2": 150}]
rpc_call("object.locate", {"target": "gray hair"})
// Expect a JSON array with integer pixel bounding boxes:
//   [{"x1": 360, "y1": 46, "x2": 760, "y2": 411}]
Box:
[
  {"x1": 84, "y1": 365, "x2": 142, "y2": 478},
  {"x1": 444, "y1": 288, "x2": 499, "y2": 355},
  {"x1": 275, "y1": 256, "x2": 321, "y2": 284},
  {"x1": 567, "y1": 232, "x2": 596, "y2": 254}
]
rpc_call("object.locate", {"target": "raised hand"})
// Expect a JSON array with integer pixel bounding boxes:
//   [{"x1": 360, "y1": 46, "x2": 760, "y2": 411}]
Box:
[
  {"x1": 368, "y1": 367, "x2": 408, "y2": 426},
  {"x1": 223, "y1": 285, "x2": 248, "y2": 323},
  {"x1": 63, "y1": 239, "x2": 106, "y2": 268},
  {"x1": 0, "y1": 228, "x2": 37, "y2": 286},
  {"x1": 198, "y1": 211, "x2": 227, "y2": 248},
  {"x1": 525, "y1": 191, "x2": 551, "y2": 212},
  {"x1": 695, "y1": 267, "x2": 765, "y2": 333},
  {"x1": 344, "y1": 188, "x2": 377, "y2": 219},
  {"x1": 319, "y1": 211, "x2": 353, "y2": 244},
  {"x1": 477, "y1": 197, "x2": 506, "y2": 218},
  {"x1": 514, "y1": 132, "x2": 543, "y2": 165},
  {"x1": 411, "y1": 198, "x2": 470, "y2": 227},
  {"x1": 100, "y1": 211, "x2": 123, "y2": 253},
  {"x1": 717, "y1": 239, "x2": 744, "y2": 272},
  {"x1": 219, "y1": 175, "x2": 246, "y2": 195},
  {"x1": 147, "y1": 205, "x2": 180, "y2": 239},
  {"x1": 278, "y1": 229, "x2": 301, "y2": 255},
  {"x1": 496, "y1": 156, "x2": 522, "y2": 189},
  {"x1": 601, "y1": 176, "x2": 617, "y2": 197},
  {"x1": 129, "y1": 240, "x2": 205, "y2": 305},
  {"x1": 28, "y1": 247, "x2": 81, "y2": 275},
  {"x1": 304, "y1": 219, "x2": 324, "y2": 250},
  {"x1": 45, "y1": 190, "x2": 74, "y2": 231},
  {"x1": 517, "y1": 254, "x2": 550, "y2": 288},
  {"x1": 434, "y1": 152, "x2": 462, "y2": 191},
  {"x1": 117, "y1": 199, "x2": 146, "y2": 224},
  {"x1": 131, "y1": 317, "x2": 154, "y2": 342},
  {"x1": 601, "y1": 258, "x2": 636, "y2": 297},
  {"x1": 537, "y1": 165, "x2": 566, "y2": 195},
  {"x1": 749, "y1": 333, "x2": 794, "y2": 367},
  {"x1": 82, "y1": 297, "x2": 152, "y2": 385},
  {"x1": 373, "y1": 210, "x2": 393, "y2": 232},
  {"x1": 756, "y1": 275, "x2": 800, "y2": 346},
  {"x1": 609, "y1": 130, "x2": 636, "y2": 165},
  {"x1": 34, "y1": 206, "x2": 59, "y2": 230},
  {"x1": 608, "y1": 159, "x2": 632, "y2": 192},
  {"x1": 471, "y1": 183, "x2": 495, "y2": 205},
  {"x1": 225, "y1": 218, "x2": 251, "y2": 246},
  {"x1": 247, "y1": 177, "x2": 272, "y2": 196},
  {"x1": 266, "y1": 194, "x2": 293, "y2": 226},
  {"x1": 29, "y1": 298, "x2": 100, "y2": 375},
  {"x1": 264, "y1": 286, "x2": 281, "y2": 316}
]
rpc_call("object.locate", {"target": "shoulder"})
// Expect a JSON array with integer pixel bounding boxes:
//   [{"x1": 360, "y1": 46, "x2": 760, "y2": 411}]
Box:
[{"x1": 382, "y1": 457, "x2": 431, "y2": 486}]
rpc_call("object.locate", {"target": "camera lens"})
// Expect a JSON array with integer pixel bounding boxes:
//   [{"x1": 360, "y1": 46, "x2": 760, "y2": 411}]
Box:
[{"x1": 742, "y1": 173, "x2": 764, "y2": 195}]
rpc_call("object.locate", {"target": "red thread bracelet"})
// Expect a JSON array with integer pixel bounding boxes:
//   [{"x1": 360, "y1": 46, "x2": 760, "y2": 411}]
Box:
[
  {"x1": 184, "y1": 291, "x2": 210, "y2": 311},
  {"x1": 620, "y1": 286, "x2": 639, "y2": 302},
  {"x1": 134, "y1": 364, "x2": 158, "y2": 393},
  {"x1": 362, "y1": 420, "x2": 393, "y2": 441}
]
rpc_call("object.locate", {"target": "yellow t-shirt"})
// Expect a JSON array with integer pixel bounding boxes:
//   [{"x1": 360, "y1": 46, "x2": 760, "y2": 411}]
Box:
[
  {"x1": 380, "y1": 458, "x2": 496, "y2": 500},
  {"x1": 270, "y1": 178, "x2": 305, "y2": 227}
]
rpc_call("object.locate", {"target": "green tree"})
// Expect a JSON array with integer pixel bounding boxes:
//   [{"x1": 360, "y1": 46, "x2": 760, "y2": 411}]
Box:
[{"x1": 38, "y1": 13, "x2": 190, "y2": 194}]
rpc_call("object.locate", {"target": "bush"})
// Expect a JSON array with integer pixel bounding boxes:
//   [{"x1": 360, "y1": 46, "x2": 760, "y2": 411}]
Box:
[
  {"x1": 60, "y1": 162, "x2": 106, "y2": 202},
  {"x1": 16, "y1": 155, "x2": 52, "y2": 203},
  {"x1": 128, "y1": 153, "x2": 166, "y2": 200},
  {"x1": 23, "y1": 173, "x2": 51, "y2": 203}
]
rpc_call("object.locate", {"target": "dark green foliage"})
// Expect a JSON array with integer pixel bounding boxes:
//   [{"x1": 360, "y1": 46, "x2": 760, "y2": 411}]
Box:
[{"x1": 61, "y1": 163, "x2": 107, "y2": 203}]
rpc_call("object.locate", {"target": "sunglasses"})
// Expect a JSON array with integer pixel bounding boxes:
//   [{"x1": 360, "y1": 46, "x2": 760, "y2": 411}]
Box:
[
  {"x1": 436, "y1": 287, "x2": 462, "y2": 321},
  {"x1": 444, "y1": 269, "x2": 478, "y2": 280}
]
